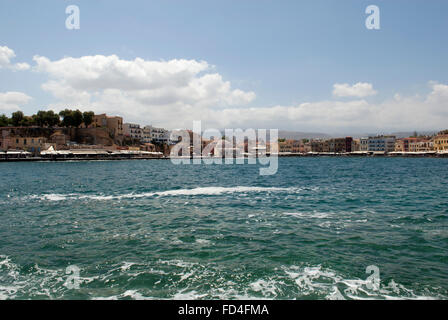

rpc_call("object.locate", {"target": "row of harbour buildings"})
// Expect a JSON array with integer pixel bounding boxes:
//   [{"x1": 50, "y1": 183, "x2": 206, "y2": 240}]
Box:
[
  {"x1": 1, "y1": 111, "x2": 448, "y2": 157},
  {"x1": 0, "y1": 114, "x2": 174, "y2": 158},
  {"x1": 279, "y1": 134, "x2": 448, "y2": 154}
]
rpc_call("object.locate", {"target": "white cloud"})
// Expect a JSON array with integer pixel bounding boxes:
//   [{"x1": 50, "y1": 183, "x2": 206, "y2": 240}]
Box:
[
  {"x1": 0, "y1": 91, "x2": 32, "y2": 112},
  {"x1": 0, "y1": 46, "x2": 30, "y2": 71},
  {"x1": 28, "y1": 52, "x2": 448, "y2": 132},
  {"x1": 14, "y1": 62, "x2": 31, "y2": 71},
  {"x1": 214, "y1": 82, "x2": 447, "y2": 132},
  {"x1": 181, "y1": 82, "x2": 447, "y2": 132},
  {"x1": 333, "y1": 82, "x2": 377, "y2": 98},
  {"x1": 0, "y1": 46, "x2": 15, "y2": 67},
  {"x1": 33, "y1": 54, "x2": 256, "y2": 128},
  {"x1": 427, "y1": 83, "x2": 448, "y2": 106}
]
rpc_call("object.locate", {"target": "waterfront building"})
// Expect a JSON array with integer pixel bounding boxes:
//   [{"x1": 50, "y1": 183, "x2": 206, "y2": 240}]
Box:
[
  {"x1": 394, "y1": 139, "x2": 405, "y2": 152},
  {"x1": 142, "y1": 125, "x2": 169, "y2": 143},
  {"x1": 311, "y1": 137, "x2": 352, "y2": 153},
  {"x1": 395, "y1": 137, "x2": 434, "y2": 152},
  {"x1": 278, "y1": 140, "x2": 290, "y2": 153},
  {"x1": 330, "y1": 137, "x2": 352, "y2": 153},
  {"x1": 49, "y1": 131, "x2": 68, "y2": 148},
  {"x1": 403, "y1": 138, "x2": 416, "y2": 152},
  {"x1": 345, "y1": 137, "x2": 353, "y2": 153},
  {"x1": 9, "y1": 136, "x2": 47, "y2": 154},
  {"x1": 300, "y1": 141, "x2": 312, "y2": 153},
  {"x1": 328, "y1": 138, "x2": 345, "y2": 153},
  {"x1": 0, "y1": 136, "x2": 9, "y2": 151},
  {"x1": 409, "y1": 139, "x2": 434, "y2": 152},
  {"x1": 351, "y1": 139, "x2": 360, "y2": 152},
  {"x1": 278, "y1": 139, "x2": 301, "y2": 153},
  {"x1": 368, "y1": 135, "x2": 396, "y2": 152},
  {"x1": 93, "y1": 114, "x2": 123, "y2": 138},
  {"x1": 311, "y1": 140, "x2": 325, "y2": 153},
  {"x1": 360, "y1": 138, "x2": 369, "y2": 151},
  {"x1": 322, "y1": 140, "x2": 330, "y2": 152},
  {"x1": 434, "y1": 134, "x2": 448, "y2": 152},
  {"x1": 395, "y1": 137, "x2": 419, "y2": 152},
  {"x1": 123, "y1": 123, "x2": 143, "y2": 140}
]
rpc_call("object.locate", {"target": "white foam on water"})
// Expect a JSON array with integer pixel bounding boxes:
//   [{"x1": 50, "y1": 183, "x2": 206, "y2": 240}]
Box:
[
  {"x1": 249, "y1": 279, "x2": 281, "y2": 297},
  {"x1": 121, "y1": 290, "x2": 153, "y2": 300},
  {"x1": 282, "y1": 265, "x2": 444, "y2": 300},
  {"x1": 170, "y1": 238, "x2": 184, "y2": 245},
  {"x1": 179, "y1": 271, "x2": 195, "y2": 282},
  {"x1": 327, "y1": 287, "x2": 346, "y2": 300},
  {"x1": 157, "y1": 259, "x2": 198, "y2": 269},
  {"x1": 91, "y1": 295, "x2": 119, "y2": 300},
  {"x1": 0, "y1": 255, "x2": 66, "y2": 299},
  {"x1": 318, "y1": 221, "x2": 332, "y2": 228},
  {"x1": 26, "y1": 186, "x2": 300, "y2": 202},
  {"x1": 0, "y1": 286, "x2": 18, "y2": 300},
  {"x1": 172, "y1": 289, "x2": 208, "y2": 300},
  {"x1": 1, "y1": 254, "x2": 445, "y2": 300},
  {"x1": 44, "y1": 194, "x2": 74, "y2": 201},
  {"x1": 120, "y1": 262, "x2": 136, "y2": 272},
  {"x1": 195, "y1": 239, "x2": 212, "y2": 245},
  {"x1": 91, "y1": 290, "x2": 155, "y2": 300},
  {"x1": 283, "y1": 211, "x2": 330, "y2": 219}
]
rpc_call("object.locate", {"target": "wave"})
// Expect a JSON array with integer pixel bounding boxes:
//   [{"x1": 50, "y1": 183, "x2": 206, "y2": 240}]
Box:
[
  {"x1": 283, "y1": 211, "x2": 330, "y2": 219},
  {"x1": 26, "y1": 186, "x2": 302, "y2": 202},
  {"x1": 87, "y1": 262, "x2": 448, "y2": 300},
  {"x1": 1, "y1": 255, "x2": 445, "y2": 300}
]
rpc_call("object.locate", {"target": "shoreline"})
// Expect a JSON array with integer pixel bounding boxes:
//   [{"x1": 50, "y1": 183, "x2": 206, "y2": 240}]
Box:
[
  {"x1": 1, "y1": 152, "x2": 448, "y2": 162},
  {"x1": 0, "y1": 156, "x2": 169, "y2": 162}
]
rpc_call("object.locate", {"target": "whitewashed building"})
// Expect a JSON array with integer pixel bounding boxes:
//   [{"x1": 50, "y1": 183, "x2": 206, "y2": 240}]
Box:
[
  {"x1": 142, "y1": 125, "x2": 169, "y2": 143},
  {"x1": 123, "y1": 123, "x2": 143, "y2": 140},
  {"x1": 360, "y1": 138, "x2": 369, "y2": 151}
]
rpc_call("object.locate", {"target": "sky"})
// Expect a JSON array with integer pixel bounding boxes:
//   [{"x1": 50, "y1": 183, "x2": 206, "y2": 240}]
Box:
[{"x1": 0, "y1": 0, "x2": 447, "y2": 134}]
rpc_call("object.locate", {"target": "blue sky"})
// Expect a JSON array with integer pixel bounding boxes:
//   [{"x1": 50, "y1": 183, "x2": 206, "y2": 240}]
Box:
[{"x1": 0, "y1": 0, "x2": 447, "y2": 133}]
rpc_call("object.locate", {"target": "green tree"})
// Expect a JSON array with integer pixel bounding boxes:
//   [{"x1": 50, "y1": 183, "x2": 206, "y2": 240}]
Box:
[
  {"x1": 34, "y1": 111, "x2": 47, "y2": 126},
  {"x1": 59, "y1": 109, "x2": 74, "y2": 127},
  {"x1": 45, "y1": 110, "x2": 60, "y2": 127},
  {"x1": 82, "y1": 111, "x2": 94, "y2": 127},
  {"x1": 72, "y1": 109, "x2": 83, "y2": 128},
  {"x1": 0, "y1": 114, "x2": 10, "y2": 127},
  {"x1": 11, "y1": 111, "x2": 24, "y2": 126},
  {"x1": 20, "y1": 116, "x2": 35, "y2": 127},
  {"x1": 32, "y1": 110, "x2": 60, "y2": 127}
]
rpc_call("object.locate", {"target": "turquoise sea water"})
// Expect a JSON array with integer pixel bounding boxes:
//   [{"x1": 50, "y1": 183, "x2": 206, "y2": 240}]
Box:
[{"x1": 0, "y1": 157, "x2": 447, "y2": 299}]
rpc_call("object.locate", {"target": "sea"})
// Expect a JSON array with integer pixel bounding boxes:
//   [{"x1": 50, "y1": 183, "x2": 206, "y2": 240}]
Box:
[{"x1": 0, "y1": 157, "x2": 447, "y2": 299}]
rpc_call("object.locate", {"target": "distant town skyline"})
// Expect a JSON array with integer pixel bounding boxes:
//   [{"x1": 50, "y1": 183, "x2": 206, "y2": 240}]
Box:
[{"x1": 1, "y1": 0, "x2": 447, "y2": 134}]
